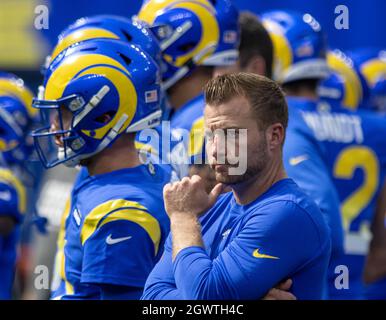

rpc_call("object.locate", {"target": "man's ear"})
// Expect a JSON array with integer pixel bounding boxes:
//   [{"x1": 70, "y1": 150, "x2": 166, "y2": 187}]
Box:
[
  {"x1": 266, "y1": 123, "x2": 285, "y2": 150},
  {"x1": 244, "y1": 55, "x2": 266, "y2": 76}
]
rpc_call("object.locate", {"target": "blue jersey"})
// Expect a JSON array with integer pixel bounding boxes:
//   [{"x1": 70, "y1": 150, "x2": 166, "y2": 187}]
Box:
[
  {"x1": 364, "y1": 278, "x2": 386, "y2": 300},
  {"x1": 0, "y1": 166, "x2": 26, "y2": 299},
  {"x1": 142, "y1": 179, "x2": 331, "y2": 300},
  {"x1": 51, "y1": 162, "x2": 173, "y2": 300},
  {"x1": 50, "y1": 167, "x2": 88, "y2": 297},
  {"x1": 298, "y1": 103, "x2": 386, "y2": 299},
  {"x1": 284, "y1": 97, "x2": 345, "y2": 263}
]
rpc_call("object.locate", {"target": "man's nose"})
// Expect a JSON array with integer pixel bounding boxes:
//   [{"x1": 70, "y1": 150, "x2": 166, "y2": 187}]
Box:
[
  {"x1": 50, "y1": 115, "x2": 59, "y2": 132},
  {"x1": 211, "y1": 134, "x2": 227, "y2": 161},
  {"x1": 210, "y1": 136, "x2": 218, "y2": 160}
]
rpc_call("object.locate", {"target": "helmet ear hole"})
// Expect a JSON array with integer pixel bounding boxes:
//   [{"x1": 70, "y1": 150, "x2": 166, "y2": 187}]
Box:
[
  {"x1": 118, "y1": 53, "x2": 132, "y2": 66},
  {"x1": 121, "y1": 29, "x2": 133, "y2": 42},
  {"x1": 94, "y1": 111, "x2": 115, "y2": 124},
  {"x1": 178, "y1": 42, "x2": 196, "y2": 53}
]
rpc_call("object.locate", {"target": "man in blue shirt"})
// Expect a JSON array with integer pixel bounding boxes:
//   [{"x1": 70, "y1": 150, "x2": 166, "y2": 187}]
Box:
[
  {"x1": 261, "y1": 11, "x2": 345, "y2": 266},
  {"x1": 32, "y1": 39, "x2": 172, "y2": 300},
  {"x1": 142, "y1": 73, "x2": 331, "y2": 300}
]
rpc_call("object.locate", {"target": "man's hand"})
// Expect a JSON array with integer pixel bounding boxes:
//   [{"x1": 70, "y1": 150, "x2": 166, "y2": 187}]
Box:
[
  {"x1": 163, "y1": 175, "x2": 224, "y2": 218},
  {"x1": 263, "y1": 279, "x2": 297, "y2": 300}
]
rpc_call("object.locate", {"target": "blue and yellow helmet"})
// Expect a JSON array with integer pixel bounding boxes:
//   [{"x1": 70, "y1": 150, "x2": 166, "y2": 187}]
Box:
[
  {"x1": 0, "y1": 73, "x2": 36, "y2": 164},
  {"x1": 43, "y1": 15, "x2": 162, "y2": 75},
  {"x1": 261, "y1": 10, "x2": 329, "y2": 84},
  {"x1": 351, "y1": 48, "x2": 386, "y2": 112},
  {"x1": 31, "y1": 39, "x2": 162, "y2": 168},
  {"x1": 318, "y1": 49, "x2": 368, "y2": 110},
  {"x1": 318, "y1": 48, "x2": 386, "y2": 111},
  {"x1": 138, "y1": 0, "x2": 220, "y2": 89},
  {"x1": 202, "y1": 0, "x2": 240, "y2": 66}
]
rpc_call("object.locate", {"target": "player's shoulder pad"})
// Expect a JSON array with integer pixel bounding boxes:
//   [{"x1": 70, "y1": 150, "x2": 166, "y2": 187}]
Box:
[{"x1": 80, "y1": 198, "x2": 162, "y2": 254}]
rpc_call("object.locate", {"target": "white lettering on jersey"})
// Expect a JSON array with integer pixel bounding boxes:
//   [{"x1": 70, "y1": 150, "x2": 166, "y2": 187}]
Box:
[{"x1": 301, "y1": 111, "x2": 364, "y2": 144}]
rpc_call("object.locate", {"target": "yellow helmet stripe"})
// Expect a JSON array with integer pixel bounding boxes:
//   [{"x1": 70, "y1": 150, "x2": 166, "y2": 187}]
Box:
[
  {"x1": 166, "y1": 1, "x2": 219, "y2": 67},
  {"x1": 45, "y1": 53, "x2": 137, "y2": 140},
  {"x1": 138, "y1": 0, "x2": 190, "y2": 23},
  {"x1": 263, "y1": 20, "x2": 293, "y2": 82},
  {"x1": 0, "y1": 168, "x2": 26, "y2": 214},
  {"x1": 360, "y1": 58, "x2": 386, "y2": 86},
  {"x1": 0, "y1": 79, "x2": 36, "y2": 117},
  {"x1": 77, "y1": 66, "x2": 137, "y2": 139},
  {"x1": 327, "y1": 52, "x2": 362, "y2": 110},
  {"x1": 51, "y1": 28, "x2": 120, "y2": 62},
  {"x1": 139, "y1": 0, "x2": 218, "y2": 67},
  {"x1": 188, "y1": 116, "x2": 205, "y2": 157}
]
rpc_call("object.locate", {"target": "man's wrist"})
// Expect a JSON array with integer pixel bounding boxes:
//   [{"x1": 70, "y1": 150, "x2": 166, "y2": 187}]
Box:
[
  {"x1": 170, "y1": 212, "x2": 199, "y2": 224},
  {"x1": 170, "y1": 214, "x2": 203, "y2": 260}
]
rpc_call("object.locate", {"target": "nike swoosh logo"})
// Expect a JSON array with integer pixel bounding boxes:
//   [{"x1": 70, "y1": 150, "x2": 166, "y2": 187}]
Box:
[
  {"x1": 289, "y1": 155, "x2": 309, "y2": 166},
  {"x1": 106, "y1": 234, "x2": 132, "y2": 245},
  {"x1": 252, "y1": 248, "x2": 279, "y2": 259}
]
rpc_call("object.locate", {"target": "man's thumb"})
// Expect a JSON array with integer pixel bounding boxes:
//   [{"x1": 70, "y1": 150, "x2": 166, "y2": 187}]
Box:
[{"x1": 208, "y1": 183, "x2": 224, "y2": 205}]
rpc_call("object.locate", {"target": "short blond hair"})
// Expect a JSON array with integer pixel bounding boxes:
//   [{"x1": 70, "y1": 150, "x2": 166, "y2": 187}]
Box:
[{"x1": 204, "y1": 72, "x2": 288, "y2": 130}]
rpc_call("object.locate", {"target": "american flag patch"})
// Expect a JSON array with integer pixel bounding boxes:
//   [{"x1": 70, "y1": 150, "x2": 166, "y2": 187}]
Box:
[
  {"x1": 223, "y1": 31, "x2": 238, "y2": 44},
  {"x1": 145, "y1": 90, "x2": 158, "y2": 103},
  {"x1": 296, "y1": 43, "x2": 314, "y2": 57}
]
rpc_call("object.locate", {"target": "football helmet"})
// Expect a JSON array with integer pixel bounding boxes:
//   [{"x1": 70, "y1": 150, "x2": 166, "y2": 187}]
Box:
[
  {"x1": 353, "y1": 48, "x2": 386, "y2": 112},
  {"x1": 0, "y1": 73, "x2": 36, "y2": 165},
  {"x1": 138, "y1": 0, "x2": 220, "y2": 89},
  {"x1": 261, "y1": 10, "x2": 329, "y2": 84},
  {"x1": 318, "y1": 49, "x2": 366, "y2": 110},
  {"x1": 43, "y1": 15, "x2": 162, "y2": 75},
  {"x1": 318, "y1": 48, "x2": 386, "y2": 111},
  {"x1": 202, "y1": 0, "x2": 240, "y2": 66},
  {"x1": 31, "y1": 39, "x2": 162, "y2": 168}
]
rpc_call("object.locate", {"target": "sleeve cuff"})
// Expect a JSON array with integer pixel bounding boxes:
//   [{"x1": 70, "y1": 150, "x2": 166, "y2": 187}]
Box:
[{"x1": 173, "y1": 246, "x2": 207, "y2": 268}]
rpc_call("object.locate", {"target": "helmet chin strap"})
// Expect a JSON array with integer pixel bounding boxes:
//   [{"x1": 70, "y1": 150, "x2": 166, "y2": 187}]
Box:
[
  {"x1": 163, "y1": 41, "x2": 217, "y2": 90},
  {"x1": 60, "y1": 113, "x2": 129, "y2": 168}
]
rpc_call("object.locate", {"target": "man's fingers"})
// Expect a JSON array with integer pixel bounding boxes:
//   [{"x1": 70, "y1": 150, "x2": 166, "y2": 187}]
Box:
[
  {"x1": 208, "y1": 183, "x2": 224, "y2": 205},
  {"x1": 277, "y1": 278, "x2": 293, "y2": 291},
  {"x1": 264, "y1": 288, "x2": 297, "y2": 300},
  {"x1": 163, "y1": 183, "x2": 172, "y2": 194},
  {"x1": 181, "y1": 177, "x2": 190, "y2": 185},
  {"x1": 190, "y1": 174, "x2": 202, "y2": 184}
]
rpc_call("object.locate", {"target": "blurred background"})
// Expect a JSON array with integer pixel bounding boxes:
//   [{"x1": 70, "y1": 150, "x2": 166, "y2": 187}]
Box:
[
  {"x1": 0, "y1": 0, "x2": 385, "y2": 299},
  {"x1": 2, "y1": 0, "x2": 385, "y2": 87}
]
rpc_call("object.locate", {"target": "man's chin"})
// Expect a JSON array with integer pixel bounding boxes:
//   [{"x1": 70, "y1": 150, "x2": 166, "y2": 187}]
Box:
[{"x1": 214, "y1": 172, "x2": 244, "y2": 185}]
